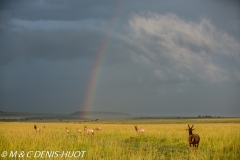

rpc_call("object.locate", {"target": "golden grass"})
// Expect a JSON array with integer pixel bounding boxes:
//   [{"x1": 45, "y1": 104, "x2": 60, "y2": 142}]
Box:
[{"x1": 0, "y1": 119, "x2": 240, "y2": 160}]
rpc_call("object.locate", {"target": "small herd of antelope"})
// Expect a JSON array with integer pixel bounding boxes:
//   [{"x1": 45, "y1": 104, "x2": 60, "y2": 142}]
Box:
[
  {"x1": 62, "y1": 126, "x2": 97, "y2": 135},
  {"x1": 34, "y1": 124, "x2": 200, "y2": 149}
]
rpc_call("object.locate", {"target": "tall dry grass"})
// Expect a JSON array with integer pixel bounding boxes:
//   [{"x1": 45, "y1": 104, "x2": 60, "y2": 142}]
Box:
[{"x1": 0, "y1": 119, "x2": 239, "y2": 159}]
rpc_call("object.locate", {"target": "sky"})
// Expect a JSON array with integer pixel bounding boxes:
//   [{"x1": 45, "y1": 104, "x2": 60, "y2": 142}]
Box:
[{"x1": 0, "y1": 0, "x2": 240, "y2": 117}]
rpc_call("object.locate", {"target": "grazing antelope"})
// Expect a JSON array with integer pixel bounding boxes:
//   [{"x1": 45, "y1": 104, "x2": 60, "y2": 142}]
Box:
[
  {"x1": 135, "y1": 125, "x2": 144, "y2": 134},
  {"x1": 76, "y1": 128, "x2": 81, "y2": 133},
  {"x1": 84, "y1": 126, "x2": 94, "y2": 135},
  {"x1": 186, "y1": 124, "x2": 200, "y2": 148},
  {"x1": 95, "y1": 127, "x2": 102, "y2": 131},
  {"x1": 34, "y1": 124, "x2": 40, "y2": 132},
  {"x1": 65, "y1": 127, "x2": 69, "y2": 134}
]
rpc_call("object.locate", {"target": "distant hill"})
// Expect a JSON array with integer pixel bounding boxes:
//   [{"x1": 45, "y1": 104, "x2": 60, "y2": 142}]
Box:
[
  {"x1": 70, "y1": 111, "x2": 131, "y2": 116},
  {"x1": 70, "y1": 111, "x2": 132, "y2": 119}
]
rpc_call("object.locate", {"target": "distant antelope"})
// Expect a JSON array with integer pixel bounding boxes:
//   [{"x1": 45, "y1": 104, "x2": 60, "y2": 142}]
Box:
[
  {"x1": 95, "y1": 127, "x2": 102, "y2": 131},
  {"x1": 65, "y1": 127, "x2": 69, "y2": 134},
  {"x1": 186, "y1": 124, "x2": 200, "y2": 148},
  {"x1": 84, "y1": 126, "x2": 94, "y2": 135},
  {"x1": 34, "y1": 124, "x2": 40, "y2": 132},
  {"x1": 43, "y1": 125, "x2": 45, "y2": 128},
  {"x1": 135, "y1": 125, "x2": 144, "y2": 134},
  {"x1": 76, "y1": 128, "x2": 81, "y2": 133}
]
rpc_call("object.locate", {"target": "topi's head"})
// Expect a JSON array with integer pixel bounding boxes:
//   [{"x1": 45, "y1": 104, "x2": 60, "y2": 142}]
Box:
[{"x1": 186, "y1": 124, "x2": 195, "y2": 134}]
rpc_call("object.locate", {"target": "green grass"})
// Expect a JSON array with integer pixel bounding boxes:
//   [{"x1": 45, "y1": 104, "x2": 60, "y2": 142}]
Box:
[{"x1": 0, "y1": 119, "x2": 240, "y2": 159}]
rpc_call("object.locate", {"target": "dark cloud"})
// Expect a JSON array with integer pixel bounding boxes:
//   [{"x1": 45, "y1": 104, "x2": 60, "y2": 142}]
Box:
[
  {"x1": 1, "y1": 0, "x2": 124, "y2": 21},
  {"x1": 0, "y1": 31, "x2": 93, "y2": 65},
  {"x1": 0, "y1": 0, "x2": 239, "y2": 116}
]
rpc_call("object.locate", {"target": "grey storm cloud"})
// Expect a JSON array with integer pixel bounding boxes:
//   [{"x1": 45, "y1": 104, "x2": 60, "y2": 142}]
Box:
[
  {"x1": 1, "y1": 29, "x2": 103, "y2": 61},
  {"x1": 0, "y1": 0, "x2": 239, "y2": 116},
  {"x1": 0, "y1": 16, "x2": 120, "y2": 64},
  {"x1": 1, "y1": 0, "x2": 119, "y2": 21}
]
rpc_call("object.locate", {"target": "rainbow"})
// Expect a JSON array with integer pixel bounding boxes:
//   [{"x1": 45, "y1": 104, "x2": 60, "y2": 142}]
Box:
[
  {"x1": 81, "y1": 1, "x2": 129, "y2": 118},
  {"x1": 81, "y1": 35, "x2": 110, "y2": 118}
]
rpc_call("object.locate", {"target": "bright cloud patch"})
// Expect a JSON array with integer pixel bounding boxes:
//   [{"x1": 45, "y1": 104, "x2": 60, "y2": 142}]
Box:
[{"x1": 124, "y1": 13, "x2": 240, "y2": 83}]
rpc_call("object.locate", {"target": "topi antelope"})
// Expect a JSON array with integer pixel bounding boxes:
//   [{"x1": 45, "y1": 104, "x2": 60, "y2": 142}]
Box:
[
  {"x1": 76, "y1": 128, "x2": 81, "y2": 133},
  {"x1": 186, "y1": 124, "x2": 200, "y2": 148},
  {"x1": 84, "y1": 126, "x2": 94, "y2": 135},
  {"x1": 95, "y1": 127, "x2": 102, "y2": 131},
  {"x1": 34, "y1": 124, "x2": 40, "y2": 132},
  {"x1": 135, "y1": 125, "x2": 145, "y2": 134},
  {"x1": 65, "y1": 127, "x2": 69, "y2": 134}
]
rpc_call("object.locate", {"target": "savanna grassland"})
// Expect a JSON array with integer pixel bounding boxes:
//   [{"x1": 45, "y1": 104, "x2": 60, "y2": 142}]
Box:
[{"x1": 0, "y1": 119, "x2": 240, "y2": 160}]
